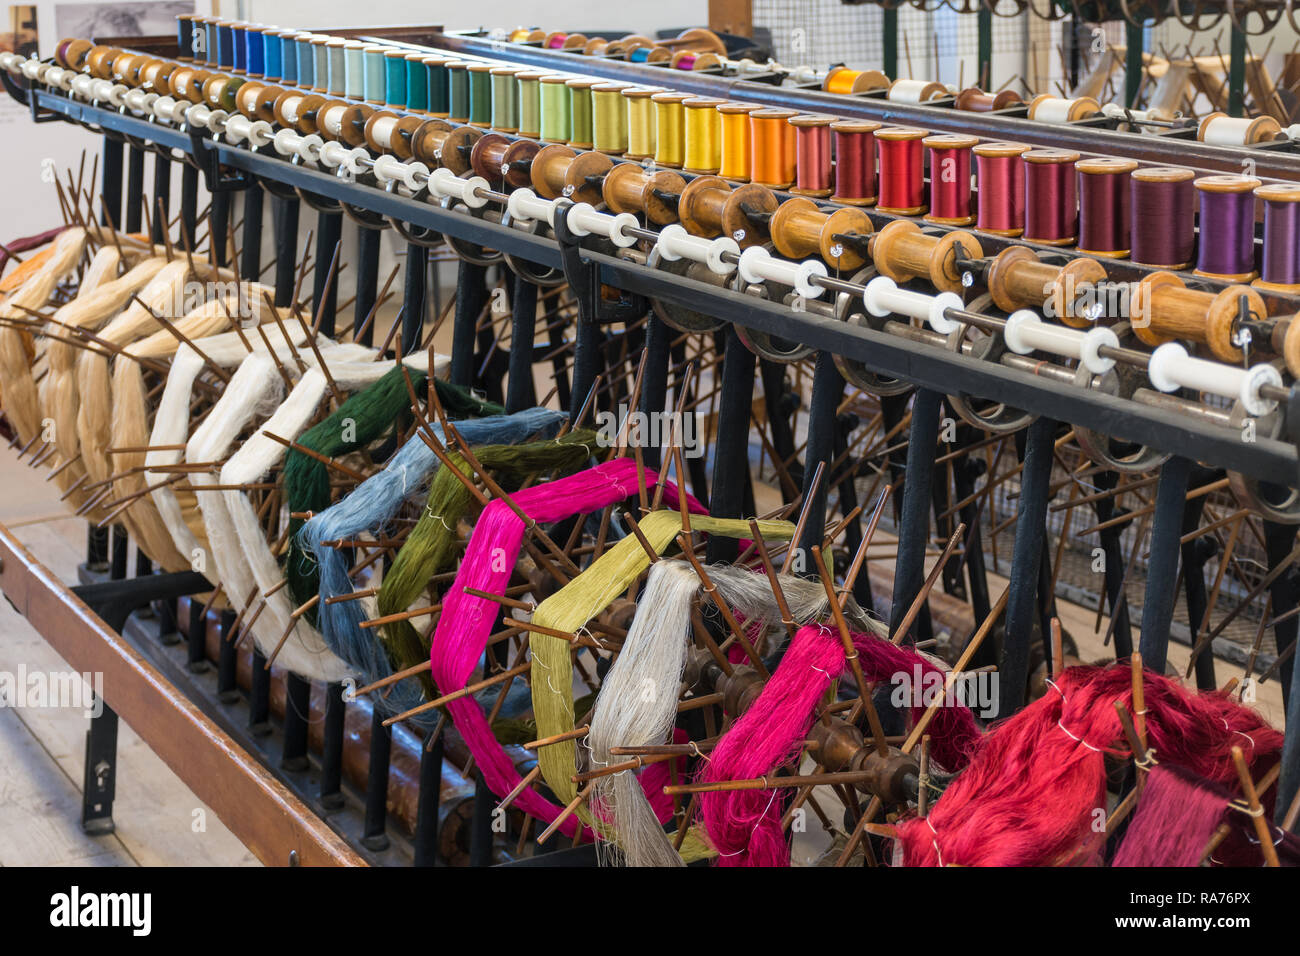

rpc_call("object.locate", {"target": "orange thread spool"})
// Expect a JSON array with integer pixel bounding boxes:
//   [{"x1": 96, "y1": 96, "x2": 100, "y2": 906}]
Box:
[
  {"x1": 718, "y1": 102, "x2": 757, "y2": 181},
  {"x1": 749, "y1": 108, "x2": 797, "y2": 189},
  {"x1": 823, "y1": 66, "x2": 889, "y2": 94}
]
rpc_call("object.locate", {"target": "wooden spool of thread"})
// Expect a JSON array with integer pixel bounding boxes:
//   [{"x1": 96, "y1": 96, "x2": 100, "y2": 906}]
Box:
[
  {"x1": 749, "y1": 108, "x2": 797, "y2": 189},
  {"x1": 876, "y1": 127, "x2": 928, "y2": 215},
  {"x1": 652, "y1": 91, "x2": 689, "y2": 167},
  {"x1": 1027, "y1": 94, "x2": 1100, "y2": 123},
  {"x1": 591, "y1": 82, "x2": 630, "y2": 154},
  {"x1": 489, "y1": 66, "x2": 520, "y2": 132},
  {"x1": 336, "y1": 104, "x2": 375, "y2": 148},
  {"x1": 683, "y1": 97, "x2": 724, "y2": 174},
  {"x1": 1194, "y1": 175, "x2": 1261, "y2": 281},
  {"x1": 1255, "y1": 183, "x2": 1300, "y2": 293},
  {"x1": 602, "y1": 162, "x2": 685, "y2": 225},
  {"x1": 790, "y1": 114, "x2": 834, "y2": 198},
  {"x1": 238, "y1": 81, "x2": 283, "y2": 124},
  {"x1": 583, "y1": 37, "x2": 610, "y2": 56},
  {"x1": 466, "y1": 63, "x2": 494, "y2": 127},
  {"x1": 111, "y1": 52, "x2": 148, "y2": 85},
  {"x1": 362, "y1": 46, "x2": 389, "y2": 104},
  {"x1": 986, "y1": 246, "x2": 1107, "y2": 328},
  {"x1": 469, "y1": 132, "x2": 534, "y2": 188},
  {"x1": 823, "y1": 66, "x2": 889, "y2": 94},
  {"x1": 623, "y1": 87, "x2": 659, "y2": 160},
  {"x1": 142, "y1": 59, "x2": 177, "y2": 95},
  {"x1": 362, "y1": 110, "x2": 424, "y2": 160},
  {"x1": 538, "y1": 75, "x2": 572, "y2": 143},
  {"x1": 343, "y1": 42, "x2": 366, "y2": 99},
  {"x1": 409, "y1": 117, "x2": 458, "y2": 168},
  {"x1": 973, "y1": 142, "x2": 1028, "y2": 236},
  {"x1": 57, "y1": 38, "x2": 94, "y2": 70},
  {"x1": 566, "y1": 78, "x2": 597, "y2": 149},
  {"x1": 924, "y1": 133, "x2": 978, "y2": 226},
  {"x1": 871, "y1": 220, "x2": 984, "y2": 294},
  {"x1": 203, "y1": 73, "x2": 245, "y2": 113},
  {"x1": 628, "y1": 44, "x2": 672, "y2": 65},
  {"x1": 671, "y1": 51, "x2": 723, "y2": 71},
  {"x1": 445, "y1": 61, "x2": 470, "y2": 122},
  {"x1": 544, "y1": 32, "x2": 587, "y2": 51},
  {"x1": 887, "y1": 78, "x2": 950, "y2": 103},
  {"x1": 954, "y1": 87, "x2": 1023, "y2": 112},
  {"x1": 1130, "y1": 167, "x2": 1195, "y2": 269},
  {"x1": 665, "y1": 27, "x2": 728, "y2": 54},
  {"x1": 511, "y1": 28, "x2": 545, "y2": 43},
  {"x1": 678, "y1": 176, "x2": 778, "y2": 248},
  {"x1": 718, "y1": 103, "x2": 759, "y2": 181},
  {"x1": 515, "y1": 71, "x2": 545, "y2": 138},
  {"x1": 1130, "y1": 272, "x2": 1264, "y2": 362},
  {"x1": 401, "y1": 52, "x2": 428, "y2": 113},
  {"x1": 1023, "y1": 149, "x2": 1079, "y2": 245},
  {"x1": 315, "y1": 100, "x2": 355, "y2": 141},
  {"x1": 530, "y1": 143, "x2": 610, "y2": 205},
  {"x1": 831, "y1": 119, "x2": 879, "y2": 206},
  {"x1": 175, "y1": 15, "x2": 196, "y2": 61},
  {"x1": 1077, "y1": 157, "x2": 1138, "y2": 258},
  {"x1": 311, "y1": 37, "x2": 332, "y2": 92},
  {"x1": 769, "y1": 197, "x2": 874, "y2": 271},
  {"x1": 1197, "y1": 112, "x2": 1281, "y2": 145},
  {"x1": 422, "y1": 57, "x2": 453, "y2": 117}
]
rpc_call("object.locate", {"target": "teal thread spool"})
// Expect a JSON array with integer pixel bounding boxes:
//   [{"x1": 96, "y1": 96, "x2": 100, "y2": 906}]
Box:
[
  {"x1": 384, "y1": 51, "x2": 407, "y2": 108},
  {"x1": 279, "y1": 31, "x2": 298, "y2": 84},
  {"x1": 363, "y1": 46, "x2": 387, "y2": 103},
  {"x1": 516, "y1": 71, "x2": 543, "y2": 137},
  {"x1": 467, "y1": 63, "x2": 493, "y2": 127},
  {"x1": 425, "y1": 57, "x2": 451, "y2": 116},
  {"x1": 567, "y1": 78, "x2": 595, "y2": 148},
  {"x1": 326, "y1": 39, "x2": 347, "y2": 96},
  {"x1": 312, "y1": 37, "x2": 330, "y2": 91},
  {"x1": 262, "y1": 28, "x2": 283, "y2": 80},
  {"x1": 539, "y1": 75, "x2": 571, "y2": 143},
  {"x1": 405, "y1": 53, "x2": 429, "y2": 112},
  {"x1": 343, "y1": 41, "x2": 365, "y2": 99},
  {"x1": 295, "y1": 34, "x2": 315, "y2": 89},
  {"x1": 447, "y1": 61, "x2": 469, "y2": 122},
  {"x1": 490, "y1": 66, "x2": 519, "y2": 133}
]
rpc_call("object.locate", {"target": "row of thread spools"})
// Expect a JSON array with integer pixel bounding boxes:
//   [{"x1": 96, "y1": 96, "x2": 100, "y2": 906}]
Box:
[{"x1": 134, "y1": 19, "x2": 1300, "y2": 292}]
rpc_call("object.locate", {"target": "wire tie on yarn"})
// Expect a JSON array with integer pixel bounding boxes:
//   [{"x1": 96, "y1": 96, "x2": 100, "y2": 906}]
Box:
[
  {"x1": 713, "y1": 785, "x2": 782, "y2": 858},
  {"x1": 1229, "y1": 798, "x2": 1264, "y2": 819},
  {"x1": 1056, "y1": 718, "x2": 1103, "y2": 752},
  {"x1": 688, "y1": 740, "x2": 707, "y2": 761},
  {"x1": 926, "y1": 817, "x2": 944, "y2": 867},
  {"x1": 1246, "y1": 825, "x2": 1285, "y2": 846},
  {"x1": 1134, "y1": 747, "x2": 1158, "y2": 770}
]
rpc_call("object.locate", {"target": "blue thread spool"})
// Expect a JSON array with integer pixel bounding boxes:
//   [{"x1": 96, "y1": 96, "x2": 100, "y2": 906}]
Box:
[
  {"x1": 344, "y1": 41, "x2": 365, "y2": 99},
  {"x1": 295, "y1": 34, "x2": 315, "y2": 89},
  {"x1": 231, "y1": 23, "x2": 247, "y2": 72},
  {"x1": 217, "y1": 21, "x2": 234, "y2": 69},
  {"x1": 176, "y1": 14, "x2": 195, "y2": 61},
  {"x1": 327, "y1": 39, "x2": 347, "y2": 96},
  {"x1": 312, "y1": 37, "x2": 330, "y2": 92},
  {"x1": 205, "y1": 19, "x2": 219, "y2": 66},
  {"x1": 263, "y1": 29, "x2": 283, "y2": 81},
  {"x1": 245, "y1": 24, "x2": 265, "y2": 77},
  {"x1": 629, "y1": 46, "x2": 652, "y2": 63},
  {"x1": 278, "y1": 32, "x2": 297, "y2": 83},
  {"x1": 384, "y1": 51, "x2": 406, "y2": 108},
  {"x1": 363, "y1": 46, "x2": 387, "y2": 103},
  {"x1": 405, "y1": 53, "x2": 428, "y2": 112}
]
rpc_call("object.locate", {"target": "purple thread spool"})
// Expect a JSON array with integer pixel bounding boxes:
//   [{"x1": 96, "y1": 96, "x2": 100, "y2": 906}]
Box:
[
  {"x1": 1131, "y1": 167, "x2": 1195, "y2": 269},
  {"x1": 1195, "y1": 175, "x2": 1261, "y2": 281},
  {"x1": 1255, "y1": 183, "x2": 1300, "y2": 292}
]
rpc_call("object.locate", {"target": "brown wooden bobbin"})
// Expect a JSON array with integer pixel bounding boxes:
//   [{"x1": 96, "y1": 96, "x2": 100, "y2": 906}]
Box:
[
  {"x1": 338, "y1": 104, "x2": 376, "y2": 148},
  {"x1": 60, "y1": 38, "x2": 94, "y2": 71},
  {"x1": 562, "y1": 150, "x2": 615, "y2": 206},
  {"x1": 986, "y1": 246, "x2": 1107, "y2": 328},
  {"x1": 870, "y1": 220, "x2": 983, "y2": 294},
  {"x1": 1130, "y1": 272, "x2": 1261, "y2": 363},
  {"x1": 954, "y1": 87, "x2": 1023, "y2": 111},
  {"x1": 203, "y1": 74, "x2": 245, "y2": 114},
  {"x1": 498, "y1": 139, "x2": 541, "y2": 190},
  {"x1": 769, "y1": 197, "x2": 874, "y2": 272},
  {"x1": 409, "y1": 118, "x2": 455, "y2": 167},
  {"x1": 531, "y1": 143, "x2": 578, "y2": 200},
  {"x1": 602, "y1": 163, "x2": 684, "y2": 225},
  {"x1": 438, "y1": 124, "x2": 483, "y2": 176}
]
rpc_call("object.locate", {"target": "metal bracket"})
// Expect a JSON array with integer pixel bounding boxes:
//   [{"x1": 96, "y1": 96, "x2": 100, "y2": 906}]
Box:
[
  {"x1": 186, "y1": 126, "x2": 253, "y2": 193},
  {"x1": 551, "y1": 201, "x2": 646, "y2": 326}
]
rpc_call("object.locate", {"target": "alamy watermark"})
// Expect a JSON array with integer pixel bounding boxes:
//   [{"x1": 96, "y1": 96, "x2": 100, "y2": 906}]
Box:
[
  {"x1": 595, "y1": 405, "x2": 706, "y2": 458},
  {"x1": 0, "y1": 664, "x2": 103, "y2": 718},
  {"x1": 890, "y1": 664, "x2": 999, "y2": 719}
]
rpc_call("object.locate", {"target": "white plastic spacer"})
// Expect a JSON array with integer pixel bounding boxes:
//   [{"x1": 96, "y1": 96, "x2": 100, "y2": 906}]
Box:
[
  {"x1": 506, "y1": 187, "x2": 556, "y2": 227},
  {"x1": 272, "y1": 127, "x2": 306, "y2": 157},
  {"x1": 655, "y1": 225, "x2": 738, "y2": 275},
  {"x1": 1002, "y1": 310, "x2": 1119, "y2": 375},
  {"x1": 563, "y1": 203, "x2": 639, "y2": 248},
  {"x1": 153, "y1": 95, "x2": 188, "y2": 125},
  {"x1": 737, "y1": 246, "x2": 827, "y2": 299},
  {"x1": 70, "y1": 73, "x2": 95, "y2": 99},
  {"x1": 295, "y1": 133, "x2": 324, "y2": 164},
  {"x1": 427, "y1": 167, "x2": 487, "y2": 207},
  {"x1": 863, "y1": 276, "x2": 961, "y2": 333},
  {"x1": 1147, "y1": 342, "x2": 1282, "y2": 416}
]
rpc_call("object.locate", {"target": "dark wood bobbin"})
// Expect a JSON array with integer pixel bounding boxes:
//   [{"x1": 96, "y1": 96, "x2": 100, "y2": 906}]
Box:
[
  {"x1": 603, "y1": 163, "x2": 685, "y2": 226},
  {"x1": 497, "y1": 139, "x2": 542, "y2": 189},
  {"x1": 769, "y1": 197, "x2": 874, "y2": 272},
  {"x1": 953, "y1": 87, "x2": 1023, "y2": 111},
  {"x1": 439, "y1": 124, "x2": 484, "y2": 175},
  {"x1": 469, "y1": 132, "x2": 513, "y2": 181},
  {"x1": 870, "y1": 219, "x2": 983, "y2": 294}
]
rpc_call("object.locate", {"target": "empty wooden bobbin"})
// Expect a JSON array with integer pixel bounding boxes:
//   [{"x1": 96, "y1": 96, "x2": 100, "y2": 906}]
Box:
[
  {"x1": 769, "y1": 197, "x2": 874, "y2": 271},
  {"x1": 529, "y1": 143, "x2": 611, "y2": 205},
  {"x1": 469, "y1": 132, "x2": 538, "y2": 189},
  {"x1": 602, "y1": 162, "x2": 685, "y2": 225},
  {"x1": 954, "y1": 87, "x2": 1023, "y2": 111},
  {"x1": 678, "y1": 176, "x2": 778, "y2": 248},
  {"x1": 1129, "y1": 272, "x2": 1264, "y2": 363},
  {"x1": 870, "y1": 220, "x2": 983, "y2": 294},
  {"x1": 986, "y1": 246, "x2": 1107, "y2": 329}
]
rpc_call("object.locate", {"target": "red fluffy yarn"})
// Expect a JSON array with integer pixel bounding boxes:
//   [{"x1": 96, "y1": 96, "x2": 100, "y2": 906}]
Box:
[{"x1": 895, "y1": 664, "x2": 1282, "y2": 866}]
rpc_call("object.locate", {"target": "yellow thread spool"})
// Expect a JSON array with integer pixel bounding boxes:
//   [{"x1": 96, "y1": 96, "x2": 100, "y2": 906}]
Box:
[
  {"x1": 566, "y1": 77, "x2": 596, "y2": 149},
  {"x1": 591, "y1": 82, "x2": 630, "y2": 155},
  {"x1": 623, "y1": 87, "x2": 658, "y2": 160},
  {"x1": 682, "y1": 97, "x2": 724, "y2": 174},
  {"x1": 717, "y1": 102, "x2": 757, "y2": 182},
  {"x1": 651, "y1": 91, "x2": 688, "y2": 168},
  {"x1": 515, "y1": 70, "x2": 545, "y2": 138}
]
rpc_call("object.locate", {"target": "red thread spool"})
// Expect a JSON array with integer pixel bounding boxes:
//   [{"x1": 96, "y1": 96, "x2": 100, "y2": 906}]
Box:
[
  {"x1": 790, "y1": 114, "x2": 834, "y2": 198},
  {"x1": 1023, "y1": 148, "x2": 1079, "y2": 245},
  {"x1": 1130, "y1": 167, "x2": 1196, "y2": 269},
  {"x1": 924, "y1": 133, "x2": 977, "y2": 226},
  {"x1": 830, "y1": 119, "x2": 879, "y2": 206},
  {"x1": 1077, "y1": 157, "x2": 1137, "y2": 258},
  {"x1": 876, "y1": 126, "x2": 928, "y2": 216},
  {"x1": 974, "y1": 142, "x2": 1028, "y2": 236}
]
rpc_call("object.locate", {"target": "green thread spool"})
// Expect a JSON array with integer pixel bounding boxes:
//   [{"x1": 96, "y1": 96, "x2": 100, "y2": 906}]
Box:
[
  {"x1": 326, "y1": 38, "x2": 346, "y2": 96},
  {"x1": 384, "y1": 51, "x2": 407, "y2": 108},
  {"x1": 490, "y1": 66, "x2": 519, "y2": 133},
  {"x1": 311, "y1": 36, "x2": 329, "y2": 91},
  {"x1": 447, "y1": 61, "x2": 470, "y2": 123},
  {"x1": 405, "y1": 53, "x2": 428, "y2": 112},
  {"x1": 467, "y1": 64, "x2": 493, "y2": 127},
  {"x1": 363, "y1": 46, "x2": 387, "y2": 103},
  {"x1": 343, "y1": 41, "x2": 364, "y2": 99},
  {"x1": 623, "y1": 86, "x2": 658, "y2": 160},
  {"x1": 516, "y1": 71, "x2": 544, "y2": 138},
  {"x1": 652, "y1": 91, "x2": 688, "y2": 168},
  {"x1": 539, "y1": 75, "x2": 571, "y2": 143},
  {"x1": 426, "y1": 57, "x2": 451, "y2": 116},
  {"x1": 591, "y1": 82, "x2": 629, "y2": 154},
  {"x1": 566, "y1": 78, "x2": 595, "y2": 149}
]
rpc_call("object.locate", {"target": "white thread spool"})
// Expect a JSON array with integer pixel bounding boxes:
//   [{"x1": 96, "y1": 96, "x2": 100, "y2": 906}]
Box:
[
  {"x1": 317, "y1": 141, "x2": 366, "y2": 174},
  {"x1": 272, "y1": 126, "x2": 305, "y2": 156},
  {"x1": 1028, "y1": 94, "x2": 1098, "y2": 124},
  {"x1": 1147, "y1": 342, "x2": 1281, "y2": 416},
  {"x1": 279, "y1": 92, "x2": 305, "y2": 127},
  {"x1": 123, "y1": 88, "x2": 156, "y2": 115},
  {"x1": 318, "y1": 103, "x2": 348, "y2": 139},
  {"x1": 1197, "y1": 112, "x2": 1281, "y2": 146},
  {"x1": 90, "y1": 78, "x2": 125, "y2": 106},
  {"x1": 45, "y1": 65, "x2": 70, "y2": 90},
  {"x1": 70, "y1": 73, "x2": 95, "y2": 100},
  {"x1": 20, "y1": 57, "x2": 45, "y2": 81},
  {"x1": 863, "y1": 276, "x2": 961, "y2": 334},
  {"x1": 506, "y1": 187, "x2": 558, "y2": 227},
  {"x1": 427, "y1": 166, "x2": 487, "y2": 207},
  {"x1": 887, "y1": 78, "x2": 947, "y2": 103},
  {"x1": 1002, "y1": 310, "x2": 1118, "y2": 374},
  {"x1": 737, "y1": 246, "x2": 827, "y2": 299},
  {"x1": 186, "y1": 102, "x2": 215, "y2": 129},
  {"x1": 0, "y1": 52, "x2": 18, "y2": 71},
  {"x1": 368, "y1": 113, "x2": 399, "y2": 150},
  {"x1": 563, "y1": 203, "x2": 638, "y2": 248},
  {"x1": 654, "y1": 224, "x2": 738, "y2": 275}
]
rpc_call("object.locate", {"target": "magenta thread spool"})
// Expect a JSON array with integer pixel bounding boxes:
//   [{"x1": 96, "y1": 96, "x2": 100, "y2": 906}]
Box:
[
  {"x1": 1076, "y1": 157, "x2": 1136, "y2": 257},
  {"x1": 1194, "y1": 175, "x2": 1261, "y2": 281},
  {"x1": 1130, "y1": 167, "x2": 1196, "y2": 269}
]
